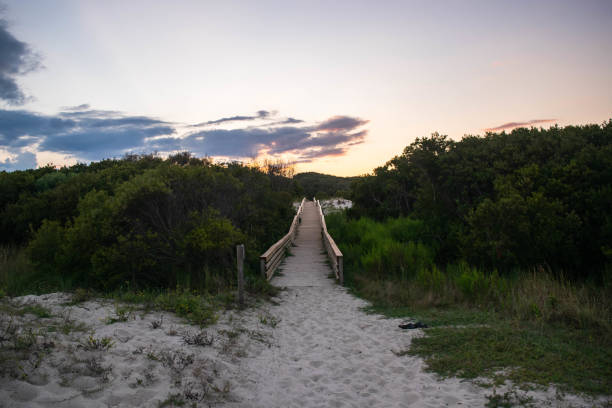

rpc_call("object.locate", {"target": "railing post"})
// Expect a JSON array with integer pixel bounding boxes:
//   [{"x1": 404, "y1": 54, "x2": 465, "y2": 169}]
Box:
[
  {"x1": 260, "y1": 257, "x2": 266, "y2": 278},
  {"x1": 237, "y1": 244, "x2": 245, "y2": 307}
]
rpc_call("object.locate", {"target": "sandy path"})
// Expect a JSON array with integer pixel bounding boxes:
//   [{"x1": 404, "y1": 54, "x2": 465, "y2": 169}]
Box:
[{"x1": 225, "y1": 201, "x2": 486, "y2": 407}]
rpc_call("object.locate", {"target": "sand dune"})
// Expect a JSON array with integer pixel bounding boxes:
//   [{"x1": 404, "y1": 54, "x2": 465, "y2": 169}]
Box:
[{"x1": 0, "y1": 284, "x2": 605, "y2": 407}]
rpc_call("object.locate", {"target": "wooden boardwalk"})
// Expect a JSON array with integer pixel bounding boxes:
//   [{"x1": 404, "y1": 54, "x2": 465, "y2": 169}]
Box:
[{"x1": 273, "y1": 201, "x2": 331, "y2": 287}]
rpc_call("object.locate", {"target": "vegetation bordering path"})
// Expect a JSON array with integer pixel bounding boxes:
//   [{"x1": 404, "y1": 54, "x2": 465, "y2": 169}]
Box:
[
  {"x1": 326, "y1": 121, "x2": 612, "y2": 402},
  {"x1": 327, "y1": 213, "x2": 611, "y2": 401}
]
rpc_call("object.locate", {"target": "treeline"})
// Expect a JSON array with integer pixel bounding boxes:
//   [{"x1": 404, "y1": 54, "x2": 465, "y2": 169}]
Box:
[
  {"x1": 293, "y1": 172, "x2": 359, "y2": 199},
  {"x1": 349, "y1": 121, "x2": 612, "y2": 281},
  {"x1": 0, "y1": 153, "x2": 298, "y2": 292}
]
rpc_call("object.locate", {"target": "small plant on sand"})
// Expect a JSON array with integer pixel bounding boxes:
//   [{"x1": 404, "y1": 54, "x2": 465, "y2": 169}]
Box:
[
  {"x1": 0, "y1": 316, "x2": 17, "y2": 344},
  {"x1": 486, "y1": 390, "x2": 535, "y2": 407},
  {"x1": 20, "y1": 303, "x2": 52, "y2": 318},
  {"x1": 84, "y1": 335, "x2": 115, "y2": 351},
  {"x1": 259, "y1": 313, "x2": 279, "y2": 328},
  {"x1": 131, "y1": 371, "x2": 157, "y2": 388},
  {"x1": 70, "y1": 287, "x2": 93, "y2": 304},
  {"x1": 182, "y1": 329, "x2": 214, "y2": 346},
  {"x1": 159, "y1": 393, "x2": 186, "y2": 407},
  {"x1": 150, "y1": 315, "x2": 163, "y2": 329},
  {"x1": 154, "y1": 288, "x2": 218, "y2": 327},
  {"x1": 58, "y1": 310, "x2": 88, "y2": 334},
  {"x1": 85, "y1": 356, "x2": 113, "y2": 382},
  {"x1": 219, "y1": 328, "x2": 240, "y2": 339},
  {"x1": 105, "y1": 303, "x2": 133, "y2": 324},
  {"x1": 12, "y1": 328, "x2": 38, "y2": 350},
  {"x1": 159, "y1": 349, "x2": 194, "y2": 373},
  {"x1": 145, "y1": 349, "x2": 160, "y2": 361}
]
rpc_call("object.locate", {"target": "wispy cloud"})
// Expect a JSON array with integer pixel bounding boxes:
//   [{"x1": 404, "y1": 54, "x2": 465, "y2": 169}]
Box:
[
  {"x1": 0, "y1": 13, "x2": 42, "y2": 105},
  {"x1": 192, "y1": 110, "x2": 273, "y2": 127},
  {"x1": 484, "y1": 119, "x2": 556, "y2": 132}
]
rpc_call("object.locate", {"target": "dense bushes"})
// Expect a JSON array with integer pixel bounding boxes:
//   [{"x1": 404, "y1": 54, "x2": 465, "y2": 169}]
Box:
[
  {"x1": 0, "y1": 154, "x2": 295, "y2": 293},
  {"x1": 326, "y1": 209, "x2": 611, "y2": 332},
  {"x1": 350, "y1": 121, "x2": 612, "y2": 280}
]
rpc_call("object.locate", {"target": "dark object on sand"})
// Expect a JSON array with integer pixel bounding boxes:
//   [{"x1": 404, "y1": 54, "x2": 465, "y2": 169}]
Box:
[{"x1": 399, "y1": 321, "x2": 428, "y2": 329}]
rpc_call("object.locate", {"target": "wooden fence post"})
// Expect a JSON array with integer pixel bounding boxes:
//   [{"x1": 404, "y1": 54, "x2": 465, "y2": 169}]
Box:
[{"x1": 237, "y1": 244, "x2": 245, "y2": 307}]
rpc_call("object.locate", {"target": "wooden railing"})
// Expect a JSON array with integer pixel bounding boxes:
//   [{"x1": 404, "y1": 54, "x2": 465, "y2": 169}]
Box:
[
  {"x1": 315, "y1": 199, "x2": 344, "y2": 285},
  {"x1": 259, "y1": 198, "x2": 306, "y2": 280}
]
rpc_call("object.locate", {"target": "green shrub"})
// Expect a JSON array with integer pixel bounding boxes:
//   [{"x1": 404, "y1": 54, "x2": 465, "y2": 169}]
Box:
[
  {"x1": 326, "y1": 213, "x2": 435, "y2": 283},
  {"x1": 416, "y1": 265, "x2": 445, "y2": 292},
  {"x1": 386, "y1": 217, "x2": 426, "y2": 243},
  {"x1": 0, "y1": 246, "x2": 36, "y2": 295},
  {"x1": 6, "y1": 157, "x2": 295, "y2": 295},
  {"x1": 455, "y1": 264, "x2": 490, "y2": 302}
]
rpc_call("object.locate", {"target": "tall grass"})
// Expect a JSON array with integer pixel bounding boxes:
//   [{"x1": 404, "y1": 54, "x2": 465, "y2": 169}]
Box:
[
  {"x1": 0, "y1": 246, "x2": 37, "y2": 296},
  {"x1": 326, "y1": 213, "x2": 611, "y2": 331},
  {"x1": 326, "y1": 213, "x2": 612, "y2": 395}
]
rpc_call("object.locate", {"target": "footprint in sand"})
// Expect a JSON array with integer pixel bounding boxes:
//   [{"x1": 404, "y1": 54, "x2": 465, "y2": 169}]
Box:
[{"x1": 309, "y1": 360, "x2": 324, "y2": 368}]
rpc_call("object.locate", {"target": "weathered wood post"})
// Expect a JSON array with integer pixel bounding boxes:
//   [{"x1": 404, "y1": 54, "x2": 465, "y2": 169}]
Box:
[{"x1": 237, "y1": 244, "x2": 245, "y2": 307}]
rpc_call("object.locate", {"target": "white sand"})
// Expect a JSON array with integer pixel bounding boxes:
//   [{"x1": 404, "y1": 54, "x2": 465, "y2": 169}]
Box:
[
  {"x1": 293, "y1": 198, "x2": 352, "y2": 215},
  {"x1": 0, "y1": 201, "x2": 607, "y2": 407}
]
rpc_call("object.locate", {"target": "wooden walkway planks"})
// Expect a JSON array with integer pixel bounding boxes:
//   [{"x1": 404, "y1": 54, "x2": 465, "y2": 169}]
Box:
[{"x1": 272, "y1": 200, "x2": 332, "y2": 287}]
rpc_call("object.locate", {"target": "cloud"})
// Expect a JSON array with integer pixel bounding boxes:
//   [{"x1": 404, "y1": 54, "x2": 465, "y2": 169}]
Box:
[
  {"x1": 1, "y1": 108, "x2": 367, "y2": 169},
  {"x1": 315, "y1": 116, "x2": 369, "y2": 132},
  {"x1": 61, "y1": 103, "x2": 90, "y2": 111},
  {"x1": 152, "y1": 115, "x2": 368, "y2": 163},
  {"x1": 484, "y1": 119, "x2": 556, "y2": 132},
  {"x1": 280, "y1": 117, "x2": 303, "y2": 124},
  {"x1": 0, "y1": 150, "x2": 36, "y2": 171},
  {"x1": 265, "y1": 117, "x2": 304, "y2": 126},
  {"x1": 0, "y1": 15, "x2": 42, "y2": 105},
  {"x1": 0, "y1": 108, "x2": 174, "y2": 160},
  {"x1": 192, "y1": 110, "x2": 272, "y2": 127}
]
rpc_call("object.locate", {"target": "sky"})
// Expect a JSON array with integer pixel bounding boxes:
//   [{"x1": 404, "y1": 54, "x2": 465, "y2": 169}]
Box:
[{"x1": 1, "y1": 0, "x2": 611, "y2": 175}]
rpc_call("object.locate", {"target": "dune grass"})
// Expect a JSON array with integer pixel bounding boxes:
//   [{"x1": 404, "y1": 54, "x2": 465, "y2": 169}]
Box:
[
  {"x1": 326, "y1": 213, "x2": 612, "y2": 398},
  {"x1": 1, "y1": 244, "x2": 281, "y2": 329},
  {"x1": 354, "y1": 271, "x2": 612, "y2": 397}
]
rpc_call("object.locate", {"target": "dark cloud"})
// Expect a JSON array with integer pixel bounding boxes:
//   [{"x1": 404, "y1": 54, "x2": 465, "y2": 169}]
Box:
[
  {"x1": 484, "y1": 119, "x2": 556, "y2": 132},
  {"x1": 192, "y1": 110, "x2": 272, "y2": 127},
  {"x1": 315, "y1": 116, "x2": 369, "y2": 132},
  {"x1": 295, "y1": 147, "x2": 347, "y2": 162},
  {"x1": 0, "y1": 108, "x2": 174, "y2": 160},
  {"x1": 268, "y1": 117, "x2": 304, "y2": 126},
  {"x1": 0, "y1": 109, "x2": 69, "y2": 145},
  {"x1": 282, "y1": 117, "x2": 303, "y2": 124},
  {"x1": 153, "y1": 115, "x2": 368, "y2": 162},
  {"x1": 41, "y1": 125, "x2": 174, "y2": 157},
  {"x1": 61, "y1": 103, "x2": 91, "y2": 111},
  {"x1": 0, "y1": 16, "x2": 42, "y2": 105}
]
